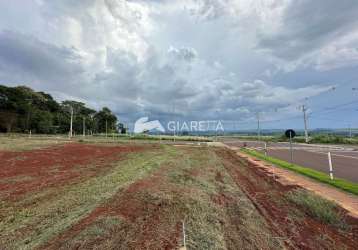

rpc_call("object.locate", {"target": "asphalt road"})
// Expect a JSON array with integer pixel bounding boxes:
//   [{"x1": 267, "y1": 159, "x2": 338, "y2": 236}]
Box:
[{"x1": 221, "y1": 139, "x2": 358, "y2": 183}]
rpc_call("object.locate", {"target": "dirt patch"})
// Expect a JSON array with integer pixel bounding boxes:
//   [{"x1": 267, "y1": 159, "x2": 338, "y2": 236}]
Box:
[
  {"x1": 42, "y1": 166, "x2": 185, "y2": 250},
  {"x1": 216, "y1": 148, "x2": 358, "y2": 250},
  {"x1": 0, "y1": 143, "x2": 147, "y2": 200}
]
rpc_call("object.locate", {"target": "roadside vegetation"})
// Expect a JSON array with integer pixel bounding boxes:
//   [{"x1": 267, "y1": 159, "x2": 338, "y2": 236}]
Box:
[
  {"x1": 307, "y1": 134, "x2": 358, "y2": 144},
  {"x1": 224, "y1": 134, "x2": 358, "y2": 145},
  {"x1": 241, "y1": 148, "x2": 358, "y2": 195},
  {"x1": 286, "y1": 189, "x2": 347, "y2": 229}
]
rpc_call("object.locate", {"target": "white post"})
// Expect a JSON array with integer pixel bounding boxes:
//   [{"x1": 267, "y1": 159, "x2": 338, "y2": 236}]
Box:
[
  {"x1": 264, "y1": 142, "x2": 267, "y2": 156},
  {"x1": 83, "y1": 117, "x2": 86, "y2": 137},
  {"x1": 328, "y1": 152, "x2": 334, "y2": 180},
  {"x1": 256, "y1": 112, "x2": 261, "y2": 140},
  {"x1": 302, "y1": 105, "x2": 309, "y2": 143},
  {"x1": 182, "y1": 221, "x2": 186, "y2": 249}
]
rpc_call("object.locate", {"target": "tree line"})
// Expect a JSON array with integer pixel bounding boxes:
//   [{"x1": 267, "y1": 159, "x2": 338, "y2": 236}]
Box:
[{"x1": 0, "y1": 85, "x2": 126, "y2": 135}]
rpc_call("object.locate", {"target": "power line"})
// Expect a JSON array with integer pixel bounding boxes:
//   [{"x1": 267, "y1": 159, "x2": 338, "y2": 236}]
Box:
[{"x1": 310, "y1": 100, "x2": 358, "y2": 116}]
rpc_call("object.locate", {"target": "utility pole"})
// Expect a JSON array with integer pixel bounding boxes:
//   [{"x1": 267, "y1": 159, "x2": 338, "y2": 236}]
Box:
[
  {"x1": 215, "y1": 110, "x2": 219, "y2": 142},
  {"x1": 105, "y1": 119, "x2": 108, "y2": 137},
  {"x1": 302, "y1": 105, "x2": 309, "y2": 143},
  {"x1": 83, "y1": 117, "x2": 86, "y2": 137},
  {"x1": 26, "y1": 95, "x2": 33, "y2": 137},
  {"x1": 173, "y1": 102, "x2": 176, "y2": 142},
  {"x1": 69, "y1": 106, "x2": 73, "y2": 138},
  {"x1": 256, "y1": 112, "x2": 261, "y2": 140}
]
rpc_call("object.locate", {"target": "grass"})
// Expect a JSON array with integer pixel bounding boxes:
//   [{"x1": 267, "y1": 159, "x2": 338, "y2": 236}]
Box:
[
  {"x1": 0, "y1": 133, "x2": 212, "y2": 152},
  {"x1": 222, "y1": 134, "x2": 358, "y2": 145},
  {"x1": 157, "y1": 147, "x2": 283, "y2": 249},
  {"x1": 0, "y1": 145, "x2": 176, "y2": 249},
  {"x1": 286, "y1": 189, "x2": 347, "y2": 229},
  {"x1": 94, "y1": 133, "x2": 213, "y2": 142},
  {"x1": 241, "y1": 148, "x2": 358, "y2": 195},
  {"x1": 0, "y1": 136, "x2": 69, "y2": 151}
]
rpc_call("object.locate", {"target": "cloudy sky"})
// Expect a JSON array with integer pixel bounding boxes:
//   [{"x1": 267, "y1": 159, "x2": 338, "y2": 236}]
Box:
[{"x1": 1, "y1": 0, "x2": 358, "y2": 130}]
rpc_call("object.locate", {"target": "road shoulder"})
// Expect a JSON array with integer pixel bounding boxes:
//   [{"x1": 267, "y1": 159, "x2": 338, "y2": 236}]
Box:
[{"x1": 235, "y1": 150, "x2": 358, "y2": 218}]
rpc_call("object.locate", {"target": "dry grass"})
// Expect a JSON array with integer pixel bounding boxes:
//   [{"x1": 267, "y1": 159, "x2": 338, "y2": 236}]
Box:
[{"x1": 0, "y1": 136, "x2": 70, "y2": 151}]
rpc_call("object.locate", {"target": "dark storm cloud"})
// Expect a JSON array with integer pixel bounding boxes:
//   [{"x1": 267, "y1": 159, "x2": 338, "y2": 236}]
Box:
[
  {"x1": 257, "y1": 0, "x2": 358, "y2": 60},
  {"x1": 0, "y1": 30, "x2": 83, "y2": 84}
]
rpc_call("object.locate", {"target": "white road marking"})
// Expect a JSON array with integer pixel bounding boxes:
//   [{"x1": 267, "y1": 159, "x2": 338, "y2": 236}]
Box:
[{"x1": 253, "y1": 147, "x2": 358, "y2": 160}]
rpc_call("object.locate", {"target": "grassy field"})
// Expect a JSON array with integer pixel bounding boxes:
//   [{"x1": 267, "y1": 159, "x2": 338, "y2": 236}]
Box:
[
  {"x1": 0, "y1": 133, "x2": 212, "y2": 151},
  {"x1": 0, "y1": 136, "x2": 71, "y2": 151},
  {"x1": 0, "y1": 138, "x2": 357, "y2": 249}
]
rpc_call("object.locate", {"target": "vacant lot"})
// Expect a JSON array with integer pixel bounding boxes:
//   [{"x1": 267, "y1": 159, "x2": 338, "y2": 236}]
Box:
[{"x1": 0, "y1": 140, "x2": 357, "y2": 249}]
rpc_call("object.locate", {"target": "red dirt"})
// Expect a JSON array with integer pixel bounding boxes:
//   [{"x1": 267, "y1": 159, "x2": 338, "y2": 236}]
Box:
[
  {"x1": 216, "y1": 148, "x2": 358, "y2": 250},
  {"x1": 42, "y1": 165, "x2": 185, "y2": 250},
  {"x1": 0, "y1": 143, "x2": 146, "y2": 200}
]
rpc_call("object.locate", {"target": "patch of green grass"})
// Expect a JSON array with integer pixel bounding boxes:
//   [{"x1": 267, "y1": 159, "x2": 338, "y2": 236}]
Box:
[
  {"x1": 241, "y1": 148, "x2": 358, "y2": 195},
  {"x1": 286, "y1": 189, "x2": 348, "y2": 229},
  {"x1": 91, "y1": 133, "x2": 213, "y2": 142}
]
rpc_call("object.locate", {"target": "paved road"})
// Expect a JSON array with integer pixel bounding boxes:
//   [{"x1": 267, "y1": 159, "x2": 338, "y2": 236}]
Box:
[{"x1": 221, "y1": 139, "x2": 358, "y2": 183}]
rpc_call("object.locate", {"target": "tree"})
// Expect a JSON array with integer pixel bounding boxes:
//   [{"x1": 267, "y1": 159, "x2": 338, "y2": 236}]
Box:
[
  {"x1": 118, "y1": 123, "x2": 127, "y2": 134},
  {"x1": 94, "y1": 107, "x2": 118, "y2": 134},
  {"x1": 59, "y1": 101, "x2": 96, "y2": 135},
  {"x1": 0, "y1": 85, "x2": 118, "y2": 135}
]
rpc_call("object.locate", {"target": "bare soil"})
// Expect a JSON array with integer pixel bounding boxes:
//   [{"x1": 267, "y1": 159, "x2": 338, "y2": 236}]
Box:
[{"x1": 0, "y1": 143, "x2": 145, "y2": 200}]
